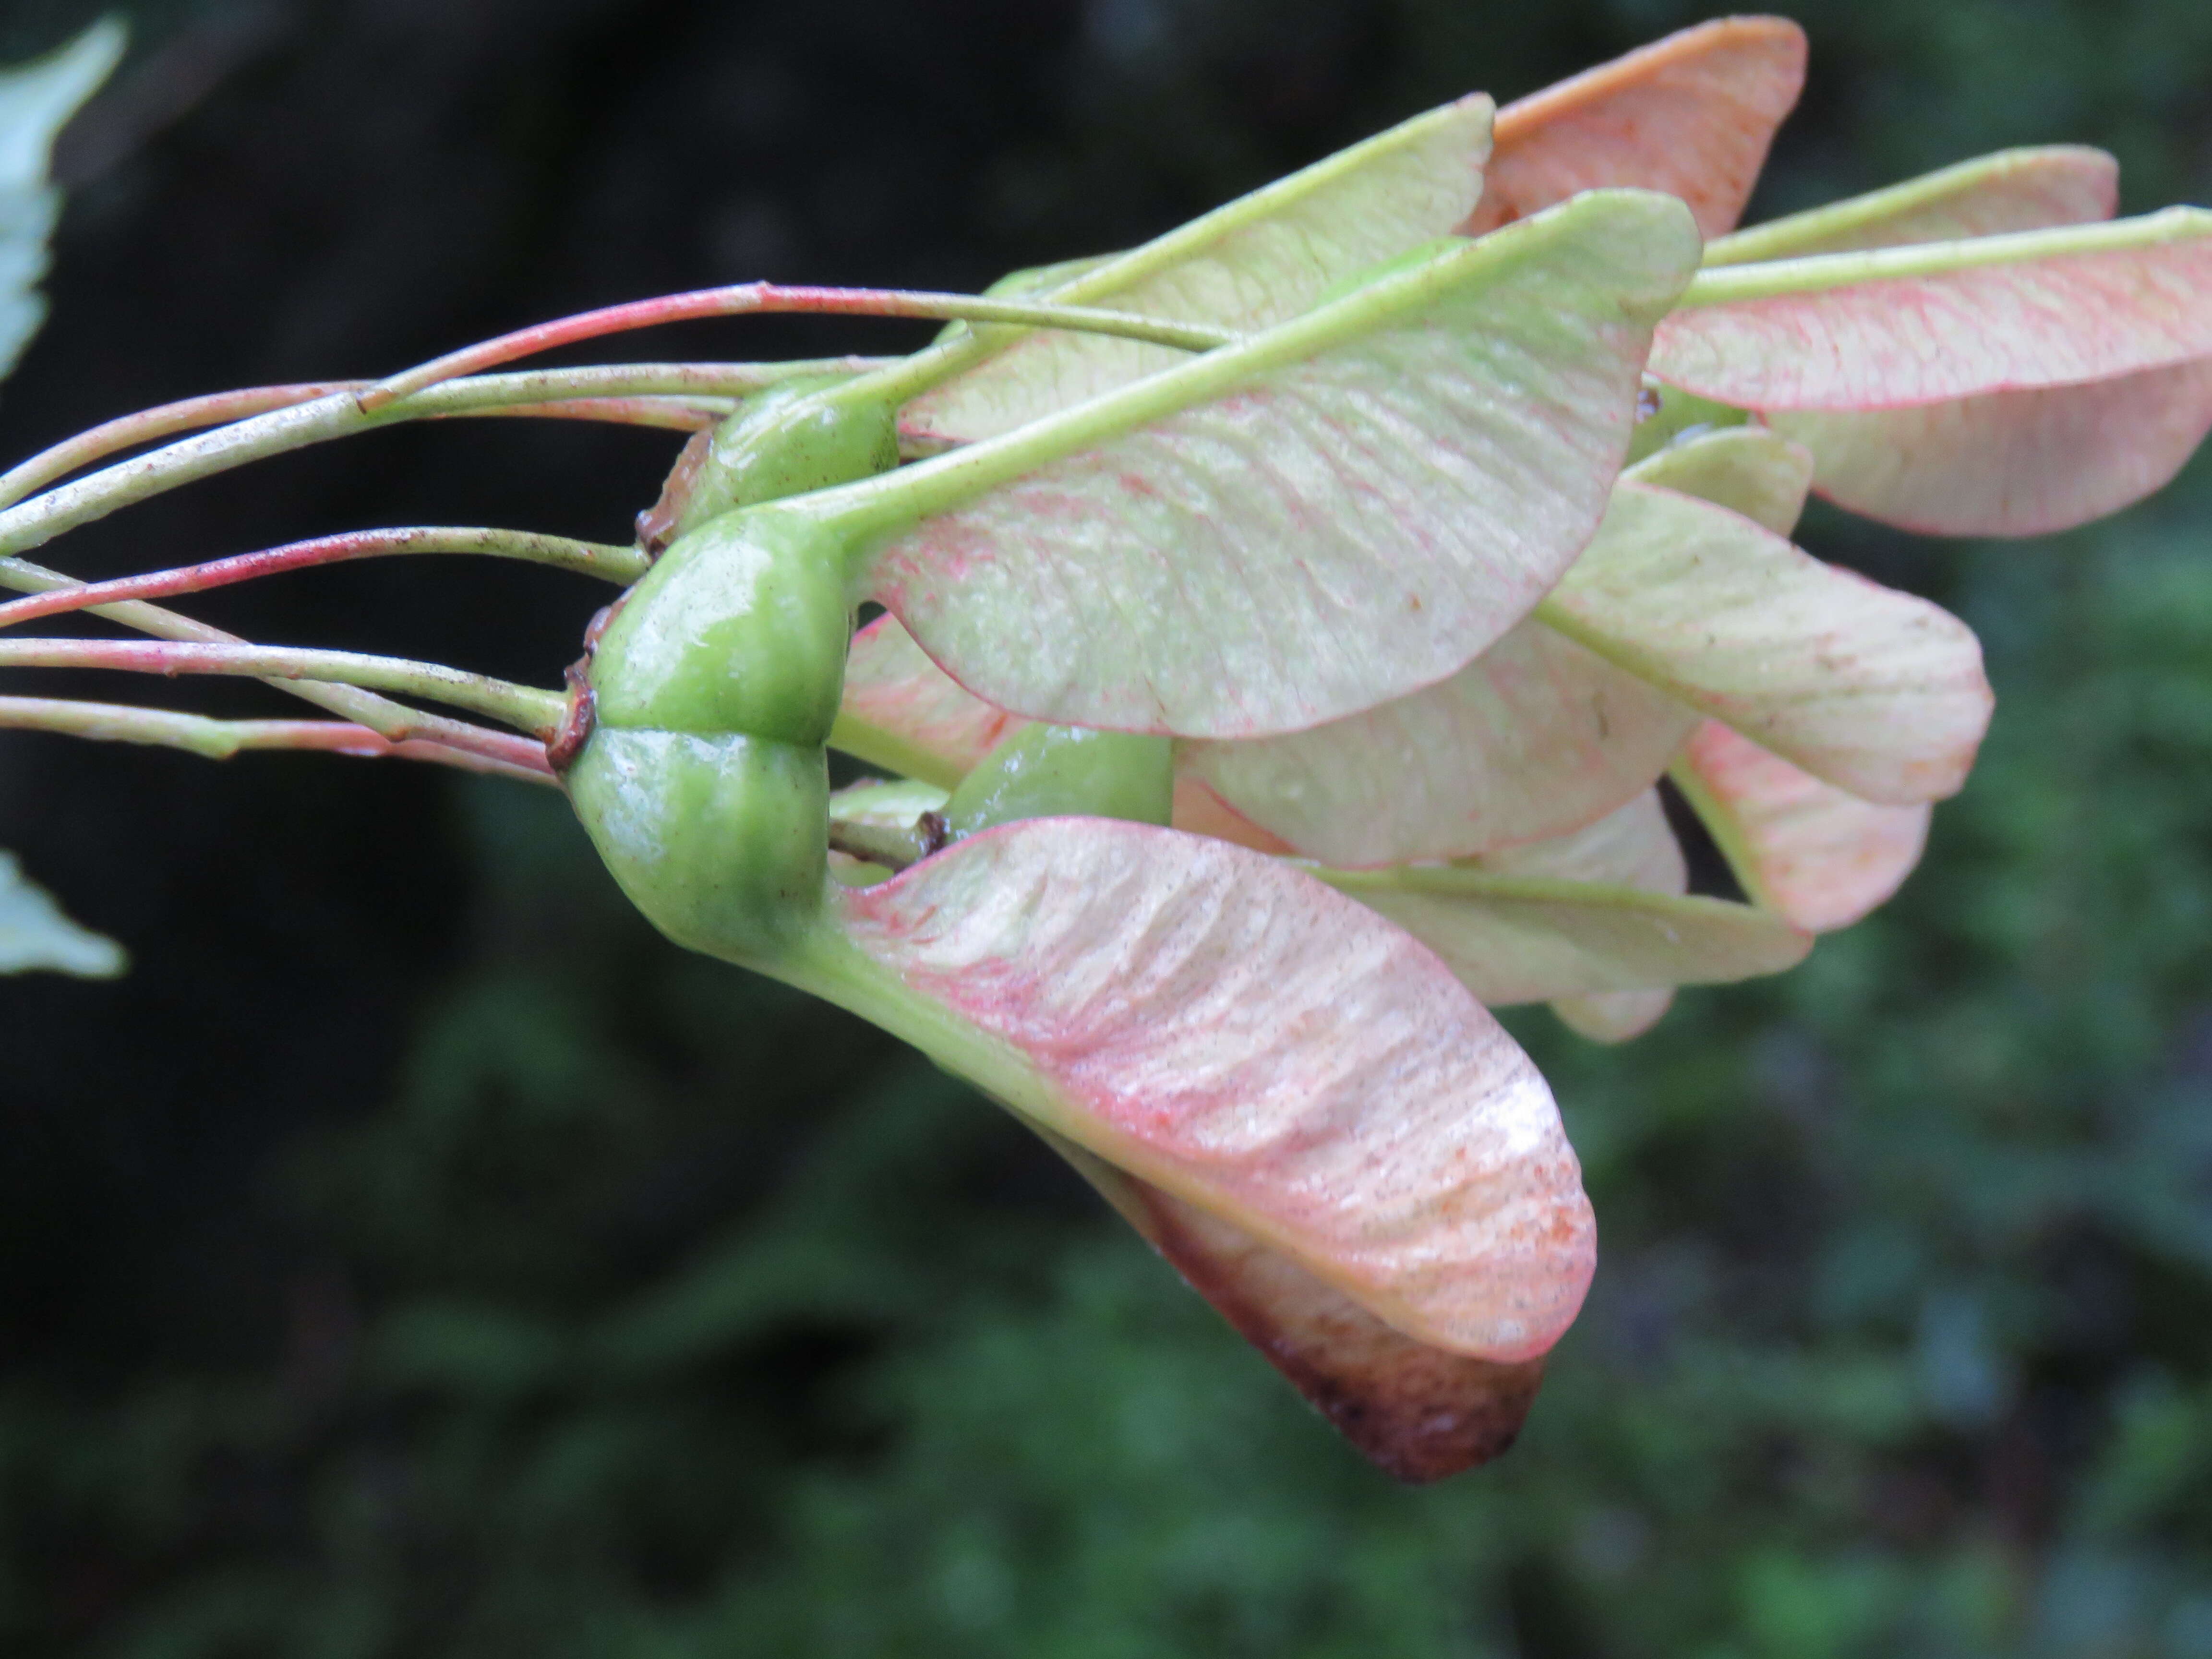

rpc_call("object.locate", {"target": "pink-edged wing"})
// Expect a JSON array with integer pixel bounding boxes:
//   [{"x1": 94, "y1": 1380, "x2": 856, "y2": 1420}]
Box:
[
  {"x1": 1488, "y1": 795, "x2": 1686, "y2": 1040},
  {"x1": 1180, "y1": 616, "x2": 1695, "y2": 866},
  {"x1": 1673, "y1": 720, "x2": 1931, "y2": 933},
  {"x1": 1539, "y1": 481, "x2": 1991, "y2": 804},
  {"x1": 1316, "y1": 792, "x2": 1810, "y2": 1007},
  {"x1": 1551, "y1": 989, "x2": 1674, "y2": 1043},
  {"x1": 1176, "y1": 432, "x2": 1815, "y2": 866},
  {"x1": 828, "y1": 817, "x2": 1595, "y2": 1361},
  {"x1": 1466, "y1": 15, "x2": 1806, "y2": 239},
  {"x1": 1766, "y1": 360, "x2": 2212, "y2": 536},
  {"x1": 1046, "y1": 1132, "x2": 1544, "y2": 1482},
  {"x1": 1623, "y1": 423, "x2": 1814, "y2": 534},
  {"x1": 1706, "y1": 144, "x2": 2117, "y2": 263},
  {"x1": 903, "y1": 95, "x2": 1495, "y2": 444},
  {"x1": 1561, "y1": 432, "x2": 1818, "y2": 1033},
  {"x1": 1652, "y1": 209, "x2": 2212, "y2": 412},
  {"x1": 840, "y1": 192, "x2": 1702, "y2": 740},
  {"x1": 1700, "y1": 147, "x2": 2212, "y2": 534},
  {"x1": 836, "y1": 612, "x2": 1021, "y2": 787}
]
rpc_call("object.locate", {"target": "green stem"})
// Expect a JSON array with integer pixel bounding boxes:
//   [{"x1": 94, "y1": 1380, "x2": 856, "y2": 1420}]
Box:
[
  {"x1": 410, "y1": 359, "x2": 888, "y2": 406},
  {"x1": 802, "y1": 230, "x2": 1507, "y2": 549},
  {"x1": 824, "y1": 813, "x2": 947, "y2": 873},
  {"x1": 454, "y1": 396, "x2": 730, "y2": 433},
  {"x1": 1679, "y1": 204, "x2": 2211, "y2": 307},
  {"x1": 0, "y1": 527, "x2": 646, "y2": 630},
  {"x1": 0, "y1": 555, "x2": 547, "y2": 770},
  {"x1": 360, "y1": 286, "x2": 1238, "y2": 410},
  {"x1": 0, "y1": 359, "x2": 887, "y2": 556},
  {"x1": 821, "y1": 337, "x2": 990, "y2": 421},
  {"x1": 0, "y1": 637, "x2": 566, "y2": 738},
  {"x1": 0, "y1": 383, "x2": 357, "y2": 511},
  {"x1": 772, "y1": 917, "x2": 1085, "y2": 1146},
  {"x1": 0, "y1": 694, "x2": 558, "y2": 783},
  {"x1": 1700, "y1": 147, "x2": 2099, "y2": 267},
  {"x1": 824, "y1": 95, "x2": 1499, "y2": 419}
]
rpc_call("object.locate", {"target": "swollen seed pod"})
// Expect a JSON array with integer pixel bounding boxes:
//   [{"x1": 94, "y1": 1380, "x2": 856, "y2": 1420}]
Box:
[
  {"x1": 567, "y1": 506, "x2": 855, "y2": 966},
  {"x1": 565, "y1": 726, "x2": 831, "y2": 963},
  {"x1": 565, "y1": 385, "x2": 898, "y2": 967},
  {"x1": 565, "y1": 376, "x2": 1190, "y2": 966},
  {"x1": 662, "y1": 375, "x2": 902, "y2": 542}
]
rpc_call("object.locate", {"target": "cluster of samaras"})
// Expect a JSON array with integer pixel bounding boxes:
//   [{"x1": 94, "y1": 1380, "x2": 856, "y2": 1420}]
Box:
[{"x1": 4, "y1": 20, "x2": 2208, "y2": 1479}]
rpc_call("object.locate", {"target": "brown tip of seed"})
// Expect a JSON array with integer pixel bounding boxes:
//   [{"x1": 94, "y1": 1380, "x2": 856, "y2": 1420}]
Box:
[
  {"x1": 547, "y1": 661, "x2": 597, "y2": 773},
  {"x1": 636, "y1": 428, "x2": 714, "y2": 554}
]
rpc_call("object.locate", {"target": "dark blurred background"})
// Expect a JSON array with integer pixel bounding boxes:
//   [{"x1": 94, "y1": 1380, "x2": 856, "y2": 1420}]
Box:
[{"x1": 1, "y1": 1, "x2": 2211, "y2": 1653}]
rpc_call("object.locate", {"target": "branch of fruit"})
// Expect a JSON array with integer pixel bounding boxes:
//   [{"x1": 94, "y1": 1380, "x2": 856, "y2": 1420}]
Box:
[
  {"x1": 0, "y1": 693, "x2": 554, "y2": 782},
  {"x1": 6, "y1": 12, "x2": 2210, "y2": 1489},
  {"x1": 0, "y1": 528, "x2": 645, "y2": 627},
  {"x1": 0, "y1": 552, "x2": 553, "y2": 773},
  {"x1": 0, "y1": 360, "x2": 902, "y2": 510},
  {"x1": 0, "y1": 637, "x2": 565, "y2": 736},
  {"x1": 356, "y1": 284, "x2": 1238, "y2": 409}
]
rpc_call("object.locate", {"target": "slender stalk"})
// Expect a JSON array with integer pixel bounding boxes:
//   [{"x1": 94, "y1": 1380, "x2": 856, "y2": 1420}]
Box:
[
  {"x1": 0, "y1": 694, "x2": 556, "y2": 783},
  {"x1": 0, "y1": 380, "x2": 717, "y2": 511},
  {"x1": 451, "y1": 396, "x2": 726, "y2": 432},
  {"x1": 0, "y1": 359, "x2": 888, "y2": 553},
  {"x1": 0, "y1": 383, "x2": 357, "y2": 510},
  {"x1": 392, "y1": 358, "x2": 888, "y2": 417},
  {"x1": 0, "y1": 638, "x2": 567, "y2": 738},
  {"x1": 359, "y1": 285, "x2": 1238, "y2": 409},
  {"x1": 0, "y1": 555, "x2": 548, "y2": 771},
  {"x1": 1678, "y1": 204, "x2": 2211, "y2": 307},
  {"x1": 0, "y1": 528, "x2": 648, "y2": 630},
  {"x1": 809, "y1": 283, "x2": 1142, "y2": 419},
  {"x1": 826, "y1": 813, "x2": 948, "y2": 872},
  {"x1": 825, "y1": 331, "x2": 1000, "y2": 419}
]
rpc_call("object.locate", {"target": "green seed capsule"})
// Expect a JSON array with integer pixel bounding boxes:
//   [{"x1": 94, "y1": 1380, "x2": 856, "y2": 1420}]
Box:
[
  {"x1": 588, "y1": 506, "x2": 853, "y2": 746},
  {"x1": 568, "y1": 382, "x2": 900, "y2": 966},
  {"x1": 942, "y1": 723, "x2": 1175, "y2": 837},
  {"x1": 576, "y1": 502, "x2": 855, "y2": 962},
  {"x1": 668, "y1": 376, "x2": 901, "y2": 540},
  {"x1": 570, "y1": 379, "x2": 1181, "y2": 970},
  {"x1": 567, "y1": 728, "x2": 828, "y2": 965}
]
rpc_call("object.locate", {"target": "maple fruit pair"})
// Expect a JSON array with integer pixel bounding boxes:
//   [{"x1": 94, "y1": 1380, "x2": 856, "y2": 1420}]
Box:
[{"x1": 5, "y1": 17, "x2": 2211, "y2": 1481}]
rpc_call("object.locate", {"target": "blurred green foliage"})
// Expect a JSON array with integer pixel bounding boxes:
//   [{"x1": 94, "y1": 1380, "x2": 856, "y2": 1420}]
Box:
[{"x1": 5, "y1": 1, "x2": 2212, "y2": 1655}]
